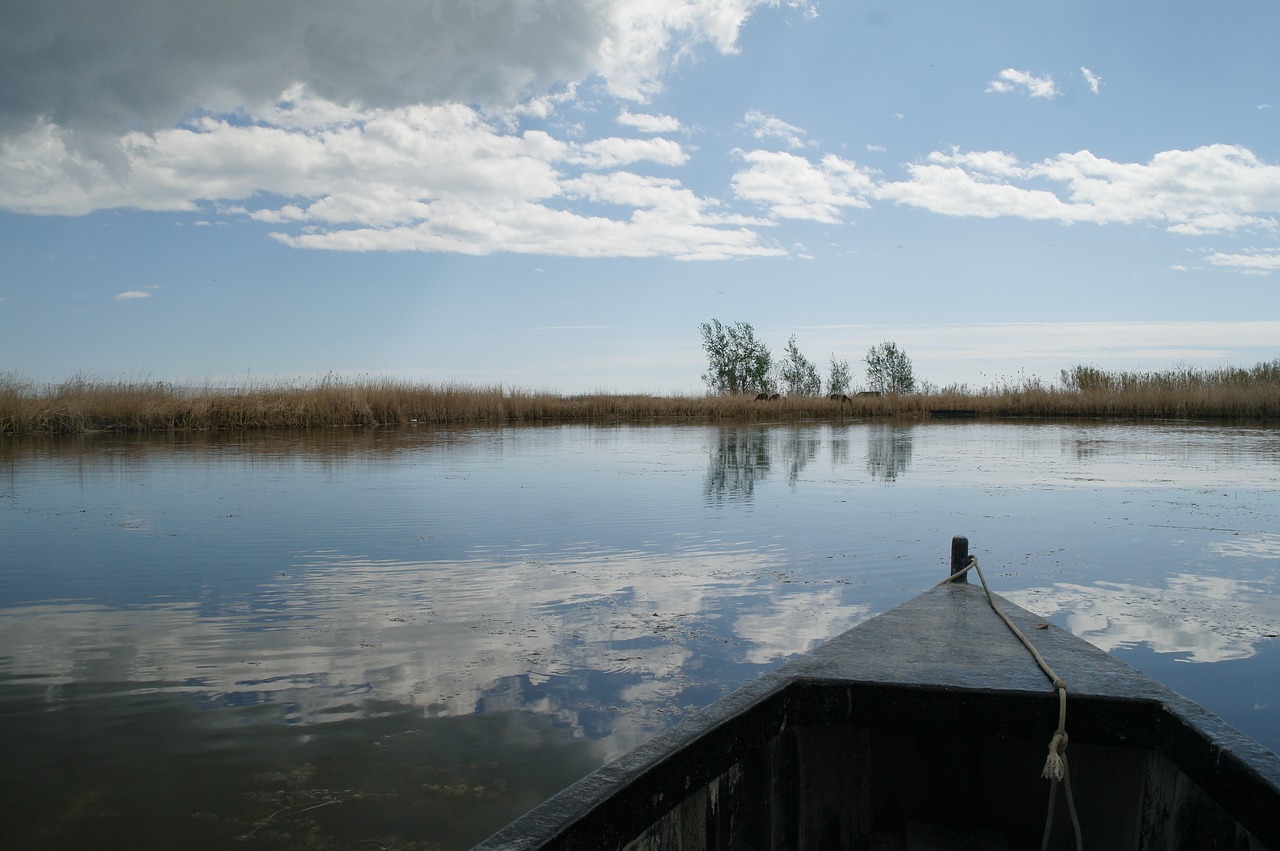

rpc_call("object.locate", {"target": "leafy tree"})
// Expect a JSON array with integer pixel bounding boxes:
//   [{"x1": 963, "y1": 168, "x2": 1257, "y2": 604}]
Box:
[
  {"x1": 864, "y1": 341, "x2": 916, "y2": 394},
  {"x1": 699, "y1": 320, "x2": 774, "y2": 395},
  {"x1": 826, "y1": 355, "x2": 852, "y2": 396},
  {"x1": 776, "y1": 335, "x2": 822, "y2": 395}
]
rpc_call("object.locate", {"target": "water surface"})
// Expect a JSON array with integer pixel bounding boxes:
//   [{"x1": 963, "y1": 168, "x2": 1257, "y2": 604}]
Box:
[{"x1": 3, "y1": 422, "x2": 1278, "y2": 849}]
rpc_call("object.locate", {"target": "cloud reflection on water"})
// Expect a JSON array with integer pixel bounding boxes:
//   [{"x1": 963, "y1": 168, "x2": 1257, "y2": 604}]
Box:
[
  {"x1": 1209, "y1": 532, "x2": 1280, "y2": 560},
  {"x1": 0, "y1": 545, "x2": 868, "y2": 759},
  {"x1": 1006, "y1": 569, "x2": 1279, "y2": 663},
  {"x1": 5, "y1": 421, "x2": 1280, "y2": 847}
]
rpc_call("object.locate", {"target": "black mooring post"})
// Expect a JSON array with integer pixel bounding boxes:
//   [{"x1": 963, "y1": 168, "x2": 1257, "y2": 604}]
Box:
[{"x1": 950, "y1": 536, "x2": 970, "y2": 582}]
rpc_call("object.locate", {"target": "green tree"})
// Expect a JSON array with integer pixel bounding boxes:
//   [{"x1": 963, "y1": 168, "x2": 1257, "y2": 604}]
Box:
[
  {"x1": 864, "y1": 341, "x2": 916, "y2": 394},
  {"x1": 699, "y1": 320, "x2": 774, "y2": 395},
  {"x1": 777, "y1": 335, "x2": 821, "y2": 395},
  {"x1": 826, "y1": 355, "x2": 852, "y2": 396}
]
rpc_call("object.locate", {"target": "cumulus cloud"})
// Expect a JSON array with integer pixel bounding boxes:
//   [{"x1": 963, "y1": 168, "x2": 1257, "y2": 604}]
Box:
[
  {"x1": 0, "y1": 0, "x2": 819, "y2": 260},
  {"x1": 2, "y1": 1, "x2": 584, "y2": 140},
  {"x1": 1205, "y1": 249, "x2": 1280, "y2": 274},
  {"x1": 726, "y1": 142, "x2": 1280, "y2": 239},
  {"x1": 1081, "y1": 66, "x2": 1102, "y2": 94},
  {"x1": 115, "y1": 290, "x2": 151, "y2": 300},
  {"x1": 731, "y1": 150, "x2": 875, "y2": 222},
  {"x1": 986, "y1": 68, "x2": 1060, "y2": 98},
  {"x1": 572, "y1": 135, "x2": 690, "y2": 168},
  {"x1": 740, "y1": 109, "x2": 813, "y2": 149},
  {"x1": 874, "y1": 144, "x2": 1280, "y2": 235},
  {"x1": 3, "y1": 0, "x2": 1276, "y2": 266},
  {"x1": 1, "y1": 89, "x2": 786, "y2": 259},
  {"x1": 616, "y1": 108, "x2": 682, "y2": 134},
  {"x1": 8, "y1": 78, "x2": 1277, "y2": 260},
  {"x1": 1, "y1": 0, "x2": 804, "y2": 141}
]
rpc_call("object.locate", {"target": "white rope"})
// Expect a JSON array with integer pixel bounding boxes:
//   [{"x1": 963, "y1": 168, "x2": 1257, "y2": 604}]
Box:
[{"x1": 940, "y1": 556, "x2": 1083, "y2": 851}]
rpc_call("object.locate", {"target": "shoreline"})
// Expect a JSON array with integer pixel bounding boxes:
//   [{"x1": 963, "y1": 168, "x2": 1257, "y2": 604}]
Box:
[{"x1": 4, "y1": 369, "x2": 1279, "y2": 434}]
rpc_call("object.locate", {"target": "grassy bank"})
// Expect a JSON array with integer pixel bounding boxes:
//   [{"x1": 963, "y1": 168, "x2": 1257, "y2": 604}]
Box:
[{"x1": 3, "y1": 364, "x2": 1279, "y2": 435}]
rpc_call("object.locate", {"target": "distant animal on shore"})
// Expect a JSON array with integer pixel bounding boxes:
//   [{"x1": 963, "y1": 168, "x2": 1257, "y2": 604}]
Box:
[{"x1": 754, "y1": 392, "x2": 781, "y2": 401}]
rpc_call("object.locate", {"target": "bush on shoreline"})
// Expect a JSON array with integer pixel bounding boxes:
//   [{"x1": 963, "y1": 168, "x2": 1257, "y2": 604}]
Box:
[{"x1": 3, "y1": 363, "x2": 1279, "y2": 435}]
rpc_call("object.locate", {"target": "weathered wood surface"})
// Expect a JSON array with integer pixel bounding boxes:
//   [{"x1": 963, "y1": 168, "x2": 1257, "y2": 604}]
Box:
[{"x1": 475, "y1": 581, "x2": 1280, "y2": 850}]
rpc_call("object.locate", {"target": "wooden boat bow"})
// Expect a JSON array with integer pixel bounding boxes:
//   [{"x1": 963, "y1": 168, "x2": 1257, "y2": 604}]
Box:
[{"x1": 476, "y1": 540, "x2": 1280, "y2": 850}]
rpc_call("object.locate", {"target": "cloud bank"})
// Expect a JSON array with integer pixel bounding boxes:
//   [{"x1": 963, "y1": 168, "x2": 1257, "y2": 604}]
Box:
[
  {"x1": 734, "y1": 143, "x2": 1280, "y2": 244},
  {"x1": 1, "y1": 0, "x2": 807, "y2": 260},
  {"x1": 2, "y1": 0, "x2": 789, "y2": 139},
  {"x1": 5, "y1": 80, "x2": 1278, "y2": 263},
  {"x1": 2, "y1": 1, "x2": 1278, "y2": 267}
]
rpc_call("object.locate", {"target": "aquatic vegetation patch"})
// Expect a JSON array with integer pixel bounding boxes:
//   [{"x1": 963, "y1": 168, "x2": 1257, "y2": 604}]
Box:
[{"x1": 2, "y1": 361, "x2": 1279, "y2": 434}]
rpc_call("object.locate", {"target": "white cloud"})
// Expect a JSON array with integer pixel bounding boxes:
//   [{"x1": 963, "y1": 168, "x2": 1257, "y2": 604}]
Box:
[
  {"x1": 875, "y1": 144, "x2": 1280, "y2": 234},
  {"x1": 616, "y1": 109, "x2": 682, "y2": 133},
  {"x1": 1, "y1": 90, "x2": 785, "y2": 260},
  {"x1": 571, "y1": 136, "x2": 690, "y2": 168},
  {"x1": 740, "y1": 109, "x2": 813, "y2": 149},
  {"x1": 11, "y1": 80, "x2": 1278, "y2": 260},
  {"x1": 0, "y1": 2, "x2": 820, "y2": 260},
  {"x1": 986, "y1": 68, "x2": 1060, "y2": 98},
  {"x1": 876, "y1": 151, "x2": 1073, "y2": 221},
  {"x1": 566, "y1": 172, "x2": 692, "y2": 211},
  {"x1": 731, "y1": 150, "x2": 874, "y2": 222},
  {"x1": 1205, "y1": 249, "x2": 1280, "y2": 274},
  {"x1": 1081, "y1": 66, "x2": 1102, "y2": 94},
  {"x1": 115, "y1": 290, "x2": 151, "y2": 300},
  {"x1": 272, "y1": 190, "x2": 783, "y2": 263},
  {"x1": 5, "y1": 0, "x2": 1278, "y2": 270}
]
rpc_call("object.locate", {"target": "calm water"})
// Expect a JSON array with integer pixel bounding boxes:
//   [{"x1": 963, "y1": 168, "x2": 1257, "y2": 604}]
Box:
[{"x1": 3, "y1": 421, "x2": 1279, "y2": 849}]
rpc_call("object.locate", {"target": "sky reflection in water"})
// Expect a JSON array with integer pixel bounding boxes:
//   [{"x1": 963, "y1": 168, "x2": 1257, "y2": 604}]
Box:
[{"x1": 2, "y1": 422, "x2": 1279, "y2": 849}]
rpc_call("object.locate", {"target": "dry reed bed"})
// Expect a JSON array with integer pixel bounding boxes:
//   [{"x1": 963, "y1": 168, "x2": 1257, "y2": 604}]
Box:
[{"x1": 3, "y1": 367, "x2": 1279, "y2": 435}]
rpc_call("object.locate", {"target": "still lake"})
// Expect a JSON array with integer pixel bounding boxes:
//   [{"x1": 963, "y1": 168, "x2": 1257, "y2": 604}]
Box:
[{"x1": 3, "y1": 421, "x2": 1279, "y2": 849}]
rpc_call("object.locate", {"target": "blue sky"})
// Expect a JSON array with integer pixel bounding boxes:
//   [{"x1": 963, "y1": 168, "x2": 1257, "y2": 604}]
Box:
[{"x1": 3, "y1": 0, "x2": 1278, "y2": 393}]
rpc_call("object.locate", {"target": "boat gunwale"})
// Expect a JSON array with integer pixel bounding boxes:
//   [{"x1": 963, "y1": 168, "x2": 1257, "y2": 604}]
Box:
[{"x1": 475, "y1": 583, "x2": 1280, "y2": 849}]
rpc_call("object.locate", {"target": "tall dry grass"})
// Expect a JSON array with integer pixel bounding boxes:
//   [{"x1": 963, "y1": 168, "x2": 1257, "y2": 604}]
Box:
[{"x1": 3, "y1": 362, "x2": 1278, "y2": 435}]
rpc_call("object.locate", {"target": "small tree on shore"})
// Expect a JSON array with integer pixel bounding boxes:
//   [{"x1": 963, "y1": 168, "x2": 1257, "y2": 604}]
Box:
[
  {"x1": 826, "y1": 355, "x2": 852, "y2": 396},
  {"x1": 700, "y1": 320, "x2": 774, "y2": 395},
  {"x1": 865, "y1": 341, "x2": 916, "y2": 394},
  {"x1": 777, "y1": 335, "x2": 822, "y2": 395}
]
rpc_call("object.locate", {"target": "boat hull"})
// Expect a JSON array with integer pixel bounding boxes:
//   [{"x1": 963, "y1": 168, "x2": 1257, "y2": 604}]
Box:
[{"x1": 476, "y1": 581, "x2": 1280, "y2": 850}]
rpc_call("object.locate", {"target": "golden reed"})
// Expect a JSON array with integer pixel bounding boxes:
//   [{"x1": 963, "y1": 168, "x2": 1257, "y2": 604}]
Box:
[{"x1": 2, "y1": 364, "x2": 1278, "y2": 435}]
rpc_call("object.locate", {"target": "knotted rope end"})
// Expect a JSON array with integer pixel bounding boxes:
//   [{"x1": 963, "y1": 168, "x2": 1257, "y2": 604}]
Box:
[{"x1": 1042, "y1": 731, "x2": 1068, "y2": 782}]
